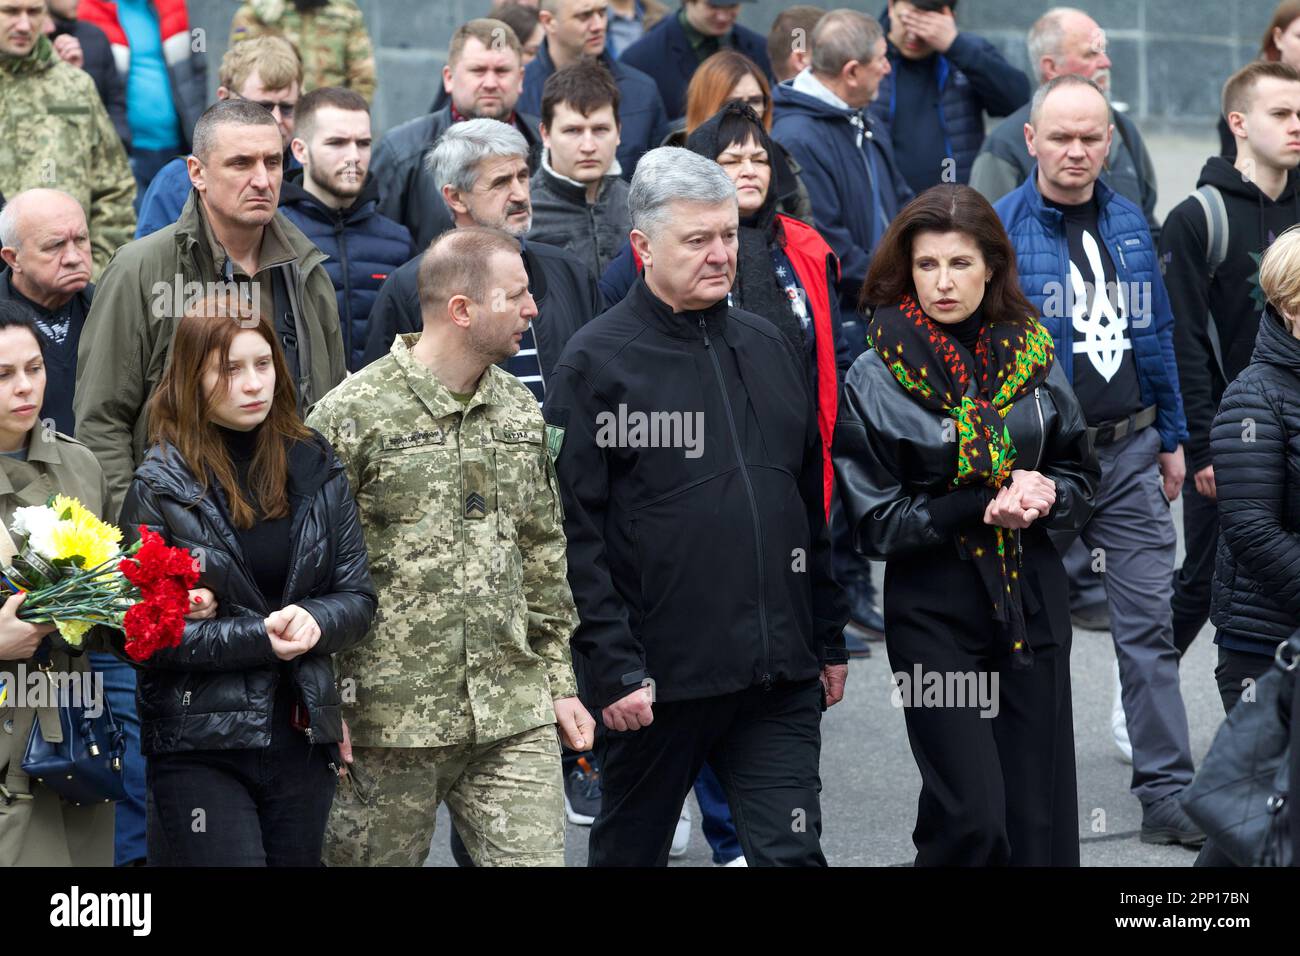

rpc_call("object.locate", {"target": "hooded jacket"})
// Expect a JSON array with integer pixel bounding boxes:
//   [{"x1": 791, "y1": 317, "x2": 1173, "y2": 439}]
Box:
[
  {"x1": 771, "y1": 75, "x2": 912, "y2": 311},
  {"x1": 527, "y1": 151, "x2": 630, "y2": 280},
  {"x1": 74, "y1": 190, "x2": 347, "y2": 515},
  {"x1": 117, "y1": 431, "x2": 376, "y2": 756},
  {"x1": 619, "y1": 10, "x2": 773, "y2": 122},
  {"x1": 1160, "y1": 157, "x2": 1300, "y2": 471},
  {"x1": 360, "y1": 238, "x2": 602, "y2": 379},
  {"x1": 995, "y1": 172, "x2": 1189, "y2": 453},
  {"x1": 370, "y1": 105, "x2": 543, "y2": 251},
  {"x1": 519, "y1": 41, "x2": 669, "y2": 179},
  {"x1": 869, "y1": 24, "x2": 1030, "y2": 188},
  {"x1": 1211, "y1": 308, "x2": 1300, "y2": 657},
  {"x1": 79, "y1": 0, "x2": 207, "y2": 151},
  {"x1": 542, "y1": 278, "x2": 848, "y2": 709},
  {"x1": 278, "y1": 171, "x2": 414, "y2": 372}
]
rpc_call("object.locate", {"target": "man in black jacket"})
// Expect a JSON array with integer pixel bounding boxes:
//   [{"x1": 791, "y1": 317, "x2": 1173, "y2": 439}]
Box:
[
  {"x1": 370, "y1": 18, "x2": 543, "y2": 250},
  {"x1": 543, "y1": 146, "x2": 848, "y2": 866},
  {"x1": 362, "y1": 118, "x2": 601, "y2": 404},
  {"x1": 1161, "y1": 61, "x2": 1300, "y2": 656}
]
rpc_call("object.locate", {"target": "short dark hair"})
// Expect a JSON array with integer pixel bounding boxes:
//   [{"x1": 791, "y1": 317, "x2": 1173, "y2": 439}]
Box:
[
  {"x1": 417, "y1": 226, "x2": 521, "y2": 315},
  {"x1": 862, "y1": 184, "x2": 1035, "y2": 327},
  {"x1": 890, "y1": 0, "x2": 955, "y2": 13},
  {"x1": 766, "y1": 5, "x2": 825, "y2": 73},
  {"x1": 294, "y1": 86, "x2": 369, "y2": 142},
  {"x1": 192, "y1": 99, "x2": 280, "y2": 162},
  {"x1": 0, "y1": 301, "x2": 45, "y2": 359},
  {"x1": 1223, "y1": 60, "x2": 1300, "y2": 119},
  {"x1": 491, "y1": 2, "x2": 541, "y2": 46},
  {"x1": 540, "y1": 60, "x2": 621, "y2": 129}
]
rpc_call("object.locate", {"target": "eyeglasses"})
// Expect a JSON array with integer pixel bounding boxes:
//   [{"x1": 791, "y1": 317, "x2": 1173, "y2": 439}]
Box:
[{"x1": 230, "y1": 91, "x2": 296, "y2": 119}]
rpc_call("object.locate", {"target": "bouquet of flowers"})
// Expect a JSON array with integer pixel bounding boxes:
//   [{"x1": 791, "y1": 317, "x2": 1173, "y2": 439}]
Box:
[{"x1": 0, "y1": 495, "x2": 199, "y2": 661}]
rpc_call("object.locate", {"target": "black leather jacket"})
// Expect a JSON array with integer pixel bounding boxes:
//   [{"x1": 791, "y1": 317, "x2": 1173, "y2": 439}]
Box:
[
  {"x1": 117, "y1": 433, "x2": 377, "y2": 757},
  {"x1": 833, "y1": 346, "x2": 1099, "y2": 561}
]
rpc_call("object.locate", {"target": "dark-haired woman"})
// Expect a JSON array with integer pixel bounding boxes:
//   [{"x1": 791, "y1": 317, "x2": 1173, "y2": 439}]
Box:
[
  {"x1": 118, "y1": 294, "x2": 376, "y2": 866},
  {"x1": 833, "y1": 184, "x2": 1100, "y2": 866}
]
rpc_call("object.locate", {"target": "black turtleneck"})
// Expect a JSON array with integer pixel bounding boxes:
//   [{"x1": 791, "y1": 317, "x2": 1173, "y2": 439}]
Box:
[
  {"x1": 217, "y1": 424, "x2": 292, "y2": 608},
  {"x1": 945, "y1": 307, "x2": 984, "y2": 357}
]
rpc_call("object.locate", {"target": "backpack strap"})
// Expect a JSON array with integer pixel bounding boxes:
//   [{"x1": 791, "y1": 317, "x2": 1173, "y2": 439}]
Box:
[{"x1": 1191, "y1": 183, "x2": 1230, "y2": 278}]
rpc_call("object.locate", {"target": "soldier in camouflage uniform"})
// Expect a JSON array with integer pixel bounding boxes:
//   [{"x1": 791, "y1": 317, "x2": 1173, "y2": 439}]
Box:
[
  {"x1": 0, "y1": 4, "x2": 135, "y2": 279},
  {"x1": 307, "y1": 226, "x2": 593, "y2": 867},
  {"x1": 230, "y1": 0, "x2": 375, "y2": 102}
]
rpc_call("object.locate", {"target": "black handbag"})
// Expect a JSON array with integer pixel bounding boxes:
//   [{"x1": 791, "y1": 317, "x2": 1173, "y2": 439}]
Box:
[
  {"x1": 21, "y1": 661, "x2": 127, "y2": 807},
  {"x1": 1180, "y1": 635, "x2": 1298, "y2": 866}
]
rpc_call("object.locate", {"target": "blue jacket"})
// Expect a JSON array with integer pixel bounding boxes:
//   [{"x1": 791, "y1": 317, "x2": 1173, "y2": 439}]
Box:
[
  {"x1": 770, "y1": 79, "x2": 912, "y2": 305},
  {"x1": 869, "y1": 29, "x2": 1030, "y2": 186},
  {"x1": 993, "y1": 172, "x2": 1188, "y2": 453},
  {"x1": 519, "y1": 41, "x2": 669, "y2": 179},
  {"x1": 619, "y1": 12, "x2": 772, "y2": 122},
  {"x1": 278, "y1": 173, "x2": 414, "y2": 373}
]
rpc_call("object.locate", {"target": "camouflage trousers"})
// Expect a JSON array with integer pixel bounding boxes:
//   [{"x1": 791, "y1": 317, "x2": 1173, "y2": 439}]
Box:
[{"x1": 324, "y1": 724, "x2": 564, "y2": 867}]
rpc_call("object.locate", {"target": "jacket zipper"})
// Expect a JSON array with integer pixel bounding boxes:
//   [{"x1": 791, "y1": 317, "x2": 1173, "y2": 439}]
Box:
[
  {"x1": 335, "y1": 217, "x2": 354, "y2": 365},
  {"x1": 699, "y1": 316, "x2": 772, "y2": 688},
  {"x1": 1031, "y1": 387, "x2": 1045, "y2": 471}
]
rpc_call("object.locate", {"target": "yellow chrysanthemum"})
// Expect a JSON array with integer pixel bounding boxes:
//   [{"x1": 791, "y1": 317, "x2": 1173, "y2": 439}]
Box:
[
  {"x1": 47, "y1": 495, "x2": 122, "y2": 570},
  {"x1": 55, "y1": 618, "x2": 92, "y2": 647}
]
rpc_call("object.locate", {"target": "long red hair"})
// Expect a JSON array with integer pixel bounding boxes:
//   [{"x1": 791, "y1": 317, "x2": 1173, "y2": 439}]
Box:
[
  {"x1": 685, "y1": 50, "x2": 773, "y2": 135},
  {"x1": 145, "y1": 290, "x2": 313, "y2": 529}
]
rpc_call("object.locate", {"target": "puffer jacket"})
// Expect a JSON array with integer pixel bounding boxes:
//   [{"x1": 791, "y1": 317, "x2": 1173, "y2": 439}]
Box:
[
  {"x1": 833, "y1": 308, "x2": 1099, "y2": 561},
  {"x1": 117, "y1": 432, "x2": 377, "y2": 757},
  {"x1": 278, "y1": 172, "x2": 414, "y2": 371},
  {"x1": 1211, "y1": 308, "x2": 1300, "y2": 657},
  {"x1": 994, "y1": 172, "x2": 1189, "y2": 453}
]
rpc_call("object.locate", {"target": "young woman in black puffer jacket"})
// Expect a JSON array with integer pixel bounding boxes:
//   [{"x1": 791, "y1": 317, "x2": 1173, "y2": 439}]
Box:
[
  {"x1": 1210, "y1": 225, "x2": 1300, "y2": 715},
  {"x1": 118, "y1": 292, "x2": 376, "y2": 866}
]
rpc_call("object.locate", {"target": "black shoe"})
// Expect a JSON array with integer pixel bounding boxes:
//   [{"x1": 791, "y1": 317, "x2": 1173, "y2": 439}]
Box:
[
  {"x1": 843, "y1": 626, "x2": 873, "y2": 658},
  {"x1": 1141, "y1": 794, "x2": 1206, "y2": 848},
  {"x1": 564, "y1": 755, "x2": 601, "y2": 825},
  {"x1": 1070, "y1": 600, "x2": 1111, "y2": 632},
  {"x1": 848, "y1": 605, "x2": 885, "y2": 641}
]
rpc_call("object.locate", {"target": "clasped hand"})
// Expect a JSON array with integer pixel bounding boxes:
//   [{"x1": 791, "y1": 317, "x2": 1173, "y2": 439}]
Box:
[
  {"x1": 265, "y1": 604, "x2": 322, "y2": 660},
  {"x1": 983, "y1": 469, "x2": 1056, "y2": 530}
]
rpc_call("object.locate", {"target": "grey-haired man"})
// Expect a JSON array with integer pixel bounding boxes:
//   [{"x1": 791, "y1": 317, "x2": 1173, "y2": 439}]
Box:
[{"x1": 542, "y1": 146, "x2": 849, "y2": 867}]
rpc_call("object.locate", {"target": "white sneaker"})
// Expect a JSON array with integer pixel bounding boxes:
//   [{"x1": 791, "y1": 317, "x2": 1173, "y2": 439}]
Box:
[
  {"x1": 1111, "y1": 661, "x2": 1133, "y2": 764},
  {"x1": 721, "y1": 855, "x2": 748, "y2": 867},
  {"x1": 669, "y1": 802, "x2": 691, "y2": 858}
]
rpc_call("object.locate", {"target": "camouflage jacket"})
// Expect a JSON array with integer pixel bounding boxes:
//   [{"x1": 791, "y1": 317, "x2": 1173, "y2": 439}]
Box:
[
  {"x1": 231, "y1": 0, "x2": 376, "y2": 102},
  {"x1": 306, "y1": 333, "x2": 578, "y2": 748},
  {"x1": 0, "y1": 35, "x2": 135, "y2": 278}
]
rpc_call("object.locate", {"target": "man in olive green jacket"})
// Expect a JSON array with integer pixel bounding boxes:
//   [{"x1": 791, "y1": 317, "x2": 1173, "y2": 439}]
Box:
[{"x1": 73, "y1": 99, "x2": 346, "y2": 517}]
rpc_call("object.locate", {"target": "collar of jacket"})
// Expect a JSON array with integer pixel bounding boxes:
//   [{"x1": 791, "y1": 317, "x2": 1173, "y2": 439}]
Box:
[
  {"x1": 1021, "y1": 164, "x2": 1117, "y2": 229},
  {"x1": 538, "y1": 149, "x2": 620, "y2": 205},
  {"x1": 1253, "y1": 306, "x2": 1300, "y2": 375},
  {"x1": 0, "y1": 266, "x2": 93, "y2": 317},
  {"x1": 173, "y1": 190, "x2": 327, "y2": 280},
  {"x1": 278, "y1": 168, "x2": 381, "y2": 223},
  {"x1": 0, "y1": 428, "x2": 64, "y2": 497},
  {"x1": 389, "y1": 332, "x2": 520, "y2": 420},
  {"x1": 0, "y1": 33, "x2": 54, "y2": 75},
  {"x1": 629, "y1": 274, "x2": 729, "y2": 340},
  {"x1": 134, "y1": 433, "x2": 336, "y2": 511},
  {"x1": 433, "y1": 103, "x2": 542, "y2": 155}
]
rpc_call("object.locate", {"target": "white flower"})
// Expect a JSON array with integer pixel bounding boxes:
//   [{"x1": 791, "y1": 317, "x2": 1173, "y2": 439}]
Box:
[{"x1": 11, "y1": 505, "x2": 60, "y2": 559}]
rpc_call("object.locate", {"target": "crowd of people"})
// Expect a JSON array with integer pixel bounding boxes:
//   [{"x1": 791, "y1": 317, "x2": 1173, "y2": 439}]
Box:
[{"x1": 0, "y1": 0, "x2": 1298, "y2": 868}]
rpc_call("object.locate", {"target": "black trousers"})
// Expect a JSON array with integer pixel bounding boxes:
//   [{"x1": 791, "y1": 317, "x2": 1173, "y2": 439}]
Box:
[
  {"x1": 1172, "y1": 480, "x2": 1219, "y2": 656},
  {"x1": 588, "y1": 678, "x2": 827, "y2": 867},
  {"x1": 883, "y1": 535, "x2": 1080, "y2": 866},
  {"x1": 145, "y1": 695, "x2": 336, "y2": 866}
]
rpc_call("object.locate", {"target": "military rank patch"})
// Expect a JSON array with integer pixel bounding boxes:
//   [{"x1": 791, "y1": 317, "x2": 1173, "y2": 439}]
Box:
[
  {"x1": 465, "y1": 492, "x2": 487, "y2": 519},
  {"x1": 545, "y1": 424, "x2": 565, "y2": 462}
]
